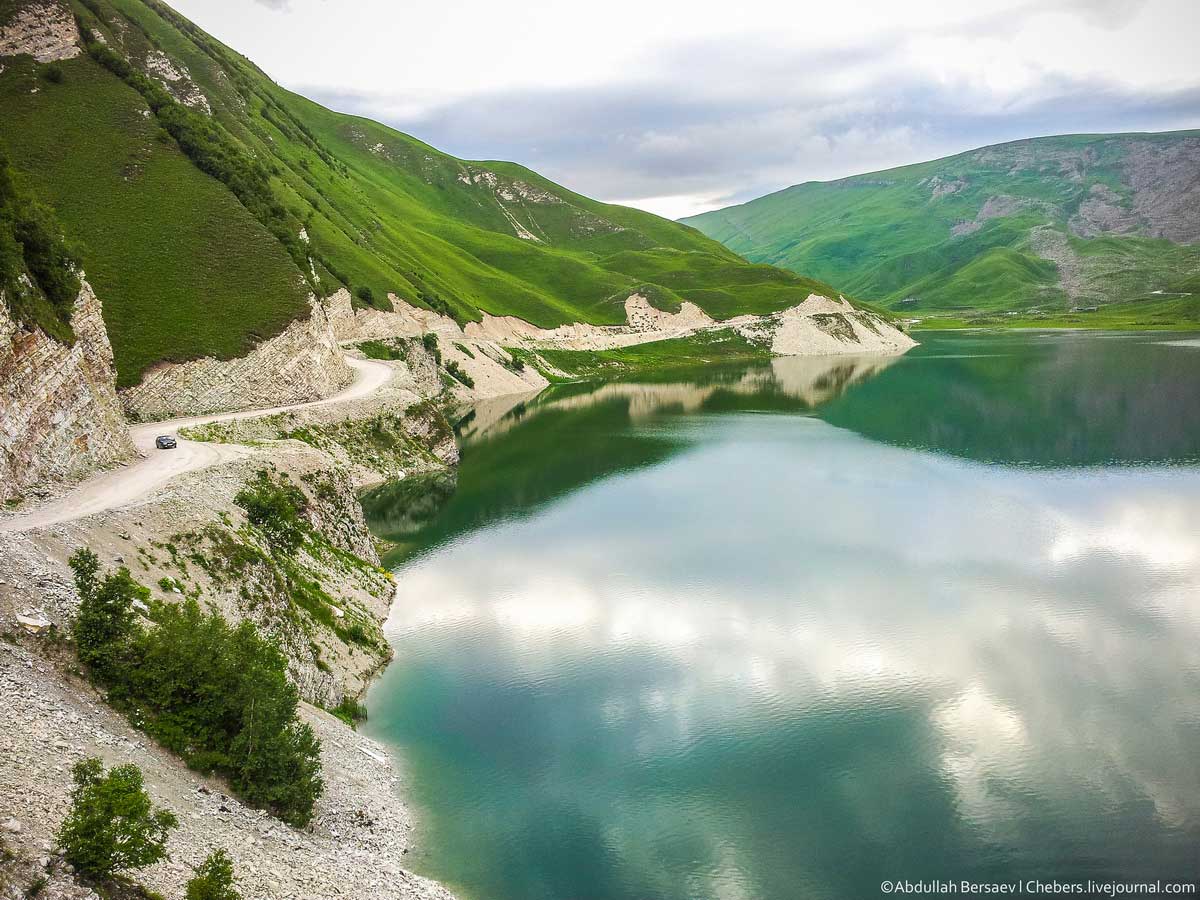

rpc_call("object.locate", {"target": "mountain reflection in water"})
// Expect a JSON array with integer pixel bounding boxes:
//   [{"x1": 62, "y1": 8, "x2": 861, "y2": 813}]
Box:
[{"x1": 361, "y1": 353, "x2": 898, "y2": 565}]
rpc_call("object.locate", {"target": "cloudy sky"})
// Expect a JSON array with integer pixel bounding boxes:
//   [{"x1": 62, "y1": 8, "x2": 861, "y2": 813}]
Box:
[{"x1": 171, "y1": 0, "x2": 1200, "y2": 218}]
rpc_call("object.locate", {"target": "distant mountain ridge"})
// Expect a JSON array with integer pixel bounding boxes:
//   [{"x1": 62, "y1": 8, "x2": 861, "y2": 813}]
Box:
[
  {"x1": 0, "y1": 0, "x2": 849, "y2": 388},
  {"x1": 683, "y1": 131, "x2": 1200, "y2": 326}
]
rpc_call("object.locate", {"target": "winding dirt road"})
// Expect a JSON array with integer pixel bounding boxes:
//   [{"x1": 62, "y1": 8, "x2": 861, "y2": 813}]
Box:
[{"x1": 1, "y1": 357, "x2": 393, "y2": 534}]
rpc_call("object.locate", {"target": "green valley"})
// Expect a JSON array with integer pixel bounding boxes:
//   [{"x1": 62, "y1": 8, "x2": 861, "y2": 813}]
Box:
[{"x1": 683, "y1": 132, "x2": 1200, "y2": 328}]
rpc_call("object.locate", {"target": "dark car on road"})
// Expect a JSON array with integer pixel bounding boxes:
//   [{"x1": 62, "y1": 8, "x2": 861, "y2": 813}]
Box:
[{"x1": 155, "y1": 435, "x2": 177, "y2": 450}]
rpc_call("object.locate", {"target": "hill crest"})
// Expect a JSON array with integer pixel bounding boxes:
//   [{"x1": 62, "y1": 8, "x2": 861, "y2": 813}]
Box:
[{"x1": 683, "y1": 130, "x2": 1200, "y2": 325}]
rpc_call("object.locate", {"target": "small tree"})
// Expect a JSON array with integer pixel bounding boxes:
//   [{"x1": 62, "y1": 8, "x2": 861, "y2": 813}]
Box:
[
  {"x1": 355, "y1": 285, "x2": 375, "y2": 305},
  {"x1": 228, "y1": 646, "x2": 324, "y2": 826},
  {"x1": 186, "y1": 849, "x2": 242, "y2": 900},
  {"x1": 70, "y1": 548, "x2": 144, "y2": 682},
  {"x1": 56, "y1": 758, "x2": 177, "y2": 879}
]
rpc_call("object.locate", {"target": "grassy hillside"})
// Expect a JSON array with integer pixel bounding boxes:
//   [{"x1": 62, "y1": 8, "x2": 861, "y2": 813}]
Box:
[
  {"x1": 683, "y1": 132, "x2": 1200, "y2": 327},
  {"x1": 0, "y1": 0, "x2": 846, "y2": 386},
  {"x1": 0, "y1": 150, "x2": 81, "y2": 343}
]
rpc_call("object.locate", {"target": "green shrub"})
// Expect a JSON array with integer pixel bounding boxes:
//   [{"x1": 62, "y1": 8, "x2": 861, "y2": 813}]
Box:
[
  {"x1": 234, "y1": 470, "x2": 308, "y2": 553},
  {"x1": 68, "y1": 554, "x2": 324, "y2": 827},
  {"x1": 445, "y1": 360, "x2": 474, "y2": 388},
  {"x1": 56, "y1": 758, "x2": 177, "y2": 879},
  {"x1": 421, "y1": 332, "x2": 442, "y2": 363},
  {"x1": 357, "y1": 339, "x2": 406, "y2": 361},
  {"x1": 419, "y1": 290, "x2": 452, "y2": 318},
  {"x1": 355, "y1": 285, "x2": 374, "y2": 305},
  {"x1": 69, "y1": 548, "x2": 145, "y2": 682},
  {"x1": 331, "y1": 697, "x2": 368, "y2": 729},
  {"x1": 130, "y1": 599, "x2": 323, "y2": 826},
  {"x1": 186, "y1": 849, "x2": 241, "y2": 900},
  {"x1": 42, "y1": 64, "x2": 64, "y2": 84},
  {"x1": 0, "y1": 152, "x2": 81, "y2": 340}
]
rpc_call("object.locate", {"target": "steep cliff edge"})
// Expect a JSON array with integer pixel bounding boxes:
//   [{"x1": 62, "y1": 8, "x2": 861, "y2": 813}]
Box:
[
  {"x1": 121, "y1": 294, "x2": 356, "y2": 420},
  {"x1": 1, "y1": 279, "x2": 133, "y2": 503}
]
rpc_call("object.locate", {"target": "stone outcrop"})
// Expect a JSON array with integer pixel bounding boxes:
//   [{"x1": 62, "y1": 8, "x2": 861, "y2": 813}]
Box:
[
  {"x1": 752, "y1": 295, "x2": 918, "y2": 356},
  {"x1": 121, "y1": 296, "x2": 355, "y2": 420},
  {"x1": 0, "y1": 0, "x2": 80, "y2": 63},
  {"x1": 327, "y1": 289, "x2": 552, "y2": 400},
  {"x1": 465, "y1": 291, "x2": 916, "y2": 357},
  {"x1": 1122, "y1": 137, "x2": 1200, "y2": 244},
  {"x1": 143, "y1": 48, "x2": 211, "y2": 114},
  {"x1": 0, "y1": 280, "x2": 133, "y2": 502},
  {"x1": 334, "y1": 287, "x2": 913, "y2": 365}
]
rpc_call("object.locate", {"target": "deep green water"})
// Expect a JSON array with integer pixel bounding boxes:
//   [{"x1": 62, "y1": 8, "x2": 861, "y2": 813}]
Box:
[{"x1": 363, "y1": 332, "x2": 1200, "y2": 900}]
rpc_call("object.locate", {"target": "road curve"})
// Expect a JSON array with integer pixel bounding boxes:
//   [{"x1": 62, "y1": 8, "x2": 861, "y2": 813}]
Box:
[{"x1": 1, "y1": 357, "x2": 393, "y2": 534}]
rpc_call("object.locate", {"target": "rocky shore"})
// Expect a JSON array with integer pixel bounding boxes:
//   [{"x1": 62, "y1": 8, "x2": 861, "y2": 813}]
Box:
[
  {"x1": 0, "y1": 636, "x2": 454, "y2": 900},
  {"x1": 0, "y1": 420, "x2": 463, "y2": 900}
]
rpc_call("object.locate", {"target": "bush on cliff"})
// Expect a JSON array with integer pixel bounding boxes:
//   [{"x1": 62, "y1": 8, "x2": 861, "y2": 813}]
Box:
[
  {"x1": 68, "y1": 550, "x2": 324, "y2": 827},
  {"x1": 56, "y1": 757, "x2": 177, "y2": 880},
  {"x1": 234, "y1": 470, "x2": 308, "y2": 553},
  {"x1": 445, "y1": 359, "x2": 474, "y2": 388}
]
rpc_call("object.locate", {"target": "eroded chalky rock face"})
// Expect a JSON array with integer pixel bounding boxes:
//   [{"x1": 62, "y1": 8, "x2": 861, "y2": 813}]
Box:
[
  {"x1": 0, "y1": 0, "x2": 82, "y2": 63},
  {"x1": 120, "y1": 297, "x2": 355, "y2": 420},
  {"x1": 0, "y1": 280, "x2": 134, "y2": 503}
]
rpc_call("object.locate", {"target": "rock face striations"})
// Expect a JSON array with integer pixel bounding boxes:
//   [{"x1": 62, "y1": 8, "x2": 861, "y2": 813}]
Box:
[
  {"x1": 0, "y1": 280, "x2": 133, "y2": 503},
  {"x1": 120, "y1": 296, "x2": 356, "y2": 421}
]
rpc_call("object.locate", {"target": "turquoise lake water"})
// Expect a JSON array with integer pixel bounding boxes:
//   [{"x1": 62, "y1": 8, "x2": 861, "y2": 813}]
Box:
[{"x1": 363, "y1": 331, "x2": 1200, "y2": 900}]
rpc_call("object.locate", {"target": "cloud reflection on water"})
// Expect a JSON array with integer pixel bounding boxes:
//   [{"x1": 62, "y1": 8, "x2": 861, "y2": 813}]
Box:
[{"x1": 376, "y1": 415, "x2": 1200, "y2": 896}]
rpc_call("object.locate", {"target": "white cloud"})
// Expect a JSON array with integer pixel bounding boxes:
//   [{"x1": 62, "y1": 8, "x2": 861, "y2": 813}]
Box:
[{"x1": 170, "y1": 0, "x2": 1200, "y2": 216}]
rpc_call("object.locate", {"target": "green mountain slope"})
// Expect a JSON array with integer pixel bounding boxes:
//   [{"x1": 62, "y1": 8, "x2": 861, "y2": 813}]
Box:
[
  {"x1": 0, "y1": 0, "x2": 844, "y2": 387},
  {"x1": 683, "y1": 132, "x2": 1200, "y2": 327}
]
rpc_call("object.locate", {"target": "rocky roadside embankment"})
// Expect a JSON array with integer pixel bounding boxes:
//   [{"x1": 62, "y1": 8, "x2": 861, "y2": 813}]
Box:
[
  {"x1": 0, "y1": 403, "x2": 463, "y2": 899},
  {"x1": 1, "y1": 279, "x2": 133, "y2": 506},
  {"x1": 0, "y1": 295, "x2": 483, "y2": 899}
]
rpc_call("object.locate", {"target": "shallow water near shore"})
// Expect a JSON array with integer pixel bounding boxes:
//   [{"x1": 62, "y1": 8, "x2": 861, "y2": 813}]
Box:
[{"x1": 363, "y1": 331, "x2": 1200, "y2": 900}]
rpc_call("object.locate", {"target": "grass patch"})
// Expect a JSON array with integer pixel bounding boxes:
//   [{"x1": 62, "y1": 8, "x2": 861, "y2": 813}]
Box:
[
  {"x1": 521, "y1": 328, "x2": 771, "y2": 381},
  {"x1": 0, "y1": 151, "x2": 80, "y2": 342},
  {"x1": 330, "y1": 696, "x2": 367, "y2": 729},
  {"x1": 357, "y1": 338, "x2": 407, "y2": 361},
  {"x1": 0, "y1": 52, "x2": 309, "y2": 385}
]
